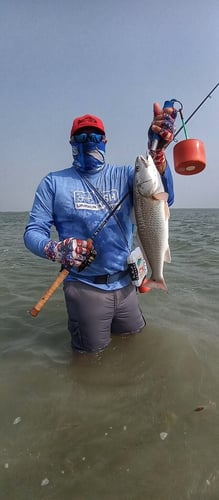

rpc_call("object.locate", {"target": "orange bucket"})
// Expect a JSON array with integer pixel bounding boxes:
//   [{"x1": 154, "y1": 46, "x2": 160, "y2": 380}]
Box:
[{"x1": 173, "y1": 138, "x2": 206, "y2": 175}]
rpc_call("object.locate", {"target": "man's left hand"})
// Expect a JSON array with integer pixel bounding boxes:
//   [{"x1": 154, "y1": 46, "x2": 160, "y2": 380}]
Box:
[
  {"x1": 148, "y1": 102, "x2": 177, "y2": 174},
  {"x1": 148, "y1": 102, "x2": 177, "y2": 149}
]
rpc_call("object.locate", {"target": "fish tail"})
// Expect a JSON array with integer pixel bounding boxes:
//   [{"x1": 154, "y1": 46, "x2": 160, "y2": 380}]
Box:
[{"x1": 145, "y1": 278, "x2": 168, "y2": 292}]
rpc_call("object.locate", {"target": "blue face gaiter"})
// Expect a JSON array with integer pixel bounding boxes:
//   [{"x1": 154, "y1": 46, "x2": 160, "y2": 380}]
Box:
[{"x1": 72, "y1": 140, "x2": 106, "y2": 173}]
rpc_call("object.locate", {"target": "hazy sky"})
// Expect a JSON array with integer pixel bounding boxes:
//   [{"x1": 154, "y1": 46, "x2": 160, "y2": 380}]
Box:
[{"x1": 1, "y1": 0, "x2": 219, "y2": 211}]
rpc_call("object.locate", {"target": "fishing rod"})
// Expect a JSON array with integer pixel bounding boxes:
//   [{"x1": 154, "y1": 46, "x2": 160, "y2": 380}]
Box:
[
  {"x1": 29, "y1": 191, "x2": 129, "y2": 317},
  {"x1": 162, "y1": 83, "x2": 219, "y2": 175},
  {"x1": 173, "y1": 82, "x2": 219, "y2": 139},
  {"x1": 30, "y1": 84, "x2": 219, "y2": 315}
]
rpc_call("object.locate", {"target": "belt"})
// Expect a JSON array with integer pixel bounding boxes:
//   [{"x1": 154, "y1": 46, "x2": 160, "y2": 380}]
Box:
[{"x1": 79, "y1": 268, "x2": 130, "y2": 285}]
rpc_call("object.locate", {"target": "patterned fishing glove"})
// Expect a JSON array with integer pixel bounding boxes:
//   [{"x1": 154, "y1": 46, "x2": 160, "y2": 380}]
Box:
[
  {"x1": 44, "y1": 238, "x2": 94, "y2": 268},
  {"x1": 148, "y1": 102, "x2": 177, "y2": 174}
]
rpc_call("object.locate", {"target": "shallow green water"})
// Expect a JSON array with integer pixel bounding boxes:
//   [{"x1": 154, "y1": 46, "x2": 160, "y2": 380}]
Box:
[{"x1": 1, "y1": 210, "x2": 219, "y2": 499}]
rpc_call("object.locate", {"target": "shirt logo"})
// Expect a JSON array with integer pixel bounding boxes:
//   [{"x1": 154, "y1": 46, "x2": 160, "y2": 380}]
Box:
[{"x1": 74, "y1": 189, "x2": 119, "y2": 210}]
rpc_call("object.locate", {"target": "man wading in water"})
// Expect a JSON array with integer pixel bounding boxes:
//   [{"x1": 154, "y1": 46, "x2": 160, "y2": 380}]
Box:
[{"x1": 24, "y1": 104, "x2": 176, "y2": 353}]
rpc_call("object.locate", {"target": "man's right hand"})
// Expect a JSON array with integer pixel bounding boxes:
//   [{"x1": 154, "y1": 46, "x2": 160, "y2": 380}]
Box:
[{"x1": 44, "y1": 238, "x2": 94, "y2": 267}]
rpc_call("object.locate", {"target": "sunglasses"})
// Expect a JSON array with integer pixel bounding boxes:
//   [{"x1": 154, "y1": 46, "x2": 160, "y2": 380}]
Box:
[{"x1": 70, "y1": 132, "x2": 105, "y2": 144}]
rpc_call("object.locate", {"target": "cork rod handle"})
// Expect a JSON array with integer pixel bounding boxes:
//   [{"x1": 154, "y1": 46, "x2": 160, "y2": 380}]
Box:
[{"x1": 29, "y1": 268, "x2": 69, "y2": 317}]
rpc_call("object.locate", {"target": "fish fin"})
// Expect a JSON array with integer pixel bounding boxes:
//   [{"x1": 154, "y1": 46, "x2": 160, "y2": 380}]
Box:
[
  {"x1": 152, "y1": 192, "x2": 169, "y2": 202},
  {"x1": 164, "y1": 246, "x2": 171, "y2": 263},
  {"x1": 131, "y1": 207, "x2": 136, "y2": 224},
  {"x1": 136, "y1": 231, "x2": 141, "y2": 246},
  {"x1": 145, "y1": 278, "x2": 168, "y2": 292},
  {"x1": 164, "y1": 202, "x2": 170, "y2": 220}
]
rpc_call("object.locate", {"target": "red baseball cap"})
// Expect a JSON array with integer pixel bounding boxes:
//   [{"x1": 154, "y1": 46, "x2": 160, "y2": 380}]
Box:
[{"x1": 70, "y1": 114, "x2": 105, "y2": 137}]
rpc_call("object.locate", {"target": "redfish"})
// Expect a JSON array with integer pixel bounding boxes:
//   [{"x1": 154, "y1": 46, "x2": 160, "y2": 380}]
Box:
[{"x1": 133, "y1": 154, "x2": 171, "y2": 291}]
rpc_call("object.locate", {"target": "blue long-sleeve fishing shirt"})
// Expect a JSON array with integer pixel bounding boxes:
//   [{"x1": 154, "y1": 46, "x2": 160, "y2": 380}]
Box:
[{"x1": 24, "y1": 161, "x2": 174, "y2": 290}]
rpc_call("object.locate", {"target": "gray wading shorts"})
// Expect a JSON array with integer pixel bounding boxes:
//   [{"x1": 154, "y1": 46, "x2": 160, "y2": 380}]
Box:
[{"x1": 63, "y1": 281, "x2": 146, "y2": 353}]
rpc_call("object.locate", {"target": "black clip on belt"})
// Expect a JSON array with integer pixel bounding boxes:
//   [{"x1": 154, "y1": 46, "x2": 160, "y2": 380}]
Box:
[{"x1": 93, "y1": 269, "x2": 130, "y2": 284}]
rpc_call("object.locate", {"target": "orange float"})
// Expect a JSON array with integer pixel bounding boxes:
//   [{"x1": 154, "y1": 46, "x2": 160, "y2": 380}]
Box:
[
  {"x1": 138, "y1": 278, "x2": 151, "y2": 293},
  {"x1": 173, "y1": 138, "x2": 206, "y2": 175}
]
